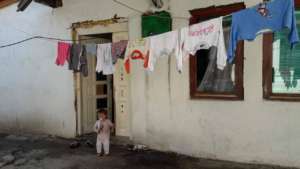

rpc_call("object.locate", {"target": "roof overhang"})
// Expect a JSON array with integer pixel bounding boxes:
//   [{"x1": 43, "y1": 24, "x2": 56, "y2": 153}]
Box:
[
  {"x1": 17, "y1": 0, "x2": 62, "y2": 12},
  {"x1": 0, "y1": 0, "x2": 17, "y2": 9}
]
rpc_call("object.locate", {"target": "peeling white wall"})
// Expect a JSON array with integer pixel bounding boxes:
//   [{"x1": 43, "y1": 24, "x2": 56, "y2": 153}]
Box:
[
  {"x1": 0, "y1": 0, "x2": 148, "y2": 137},
  {"x1": 0, "y1": 0, "x2": 300, "y2": 167}
]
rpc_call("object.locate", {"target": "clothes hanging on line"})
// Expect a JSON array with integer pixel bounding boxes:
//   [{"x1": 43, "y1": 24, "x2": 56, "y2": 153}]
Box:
[
  {"x1": 111, "y1": 40, "x2": 128, "y2": 64},
  {"x1": 69, "y1": 44, "x2": 88, "y2": 77},
  {"x1": 178, "y1": 17, "x2": 227, "y2": 72},
  {"x1": 69, "y1": 44, "x2": 82, "y2": 71},
  {"x1": 147, "y1": 30, "x2": 179, "y2": 72},
  {"x1": 54, "y1": 0, "x2": 299, "y2": 78},
  {"x1": 228, "y1": 0, "x2": 299, "y2": 63},
  {"x1": 96, "y1": 43, "x2": 115, "y2": 75},
  {"x1": 56, "y1": 42, "x2": 71, "y2": 66},
  {"x1": 80, "y1": 47, "x2": 88, "y2": 77},
  {"x1": 124, "y1": 38, "x2": 150, "y2": 74}
]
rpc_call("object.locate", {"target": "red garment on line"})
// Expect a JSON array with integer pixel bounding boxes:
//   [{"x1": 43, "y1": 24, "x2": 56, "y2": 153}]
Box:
[
  {"x1": 124, "y1": 50, "x2": 149, "y2": 74},
  {"x1": 56, "y1": 42, "x2": 71, "y2": 66}
]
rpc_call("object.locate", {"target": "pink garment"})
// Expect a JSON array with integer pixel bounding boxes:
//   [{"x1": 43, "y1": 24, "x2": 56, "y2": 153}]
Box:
[
  {"x1": 56, "y1": 42, "x2": 71, "y2": 66},
  {"x1": 99, "y1": 119, "x2": 113, "y2": 141},
  {"x1": 111, "y1": 40, "x2": 128, "y2": 64}
]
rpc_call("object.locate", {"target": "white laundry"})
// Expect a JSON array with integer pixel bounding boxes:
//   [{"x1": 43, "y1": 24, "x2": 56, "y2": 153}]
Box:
[
  {"x1": 148, "y1": 30, "x2": 179, "y2": 72},
  {"x1": 178, "y1": 17, "x2": 227, "y2": 72},
  {"x1": 96, "y1": 43, "x2": 115, "y2": 75}
]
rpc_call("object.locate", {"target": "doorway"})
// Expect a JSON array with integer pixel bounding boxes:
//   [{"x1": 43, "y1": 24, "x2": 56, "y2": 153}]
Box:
[
  {"x1": 72, "y1": 20, "x2": 131, "y2": 137},
  {"x1": 79, "y1": 33, "x2": 114, "y2": 134}
]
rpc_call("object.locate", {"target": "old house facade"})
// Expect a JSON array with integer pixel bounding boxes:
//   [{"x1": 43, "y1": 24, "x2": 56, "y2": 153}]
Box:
[{"x1": 0, "y1": 0, "x2": 300, "y2": 168}]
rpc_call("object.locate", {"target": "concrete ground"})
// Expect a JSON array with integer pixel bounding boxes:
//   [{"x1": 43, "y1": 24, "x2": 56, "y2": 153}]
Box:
[{"x1": 0, "y1": 133, "x2": 296, "y2": 169}]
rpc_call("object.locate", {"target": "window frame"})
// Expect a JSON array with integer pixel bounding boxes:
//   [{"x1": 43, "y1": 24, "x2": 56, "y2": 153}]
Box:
[
  {"x1": 189, "y1": 3, "x2": 245, "y2": 100},
  {"x1": 263, "y1": 0, "x2": 300, "y2": 101}
]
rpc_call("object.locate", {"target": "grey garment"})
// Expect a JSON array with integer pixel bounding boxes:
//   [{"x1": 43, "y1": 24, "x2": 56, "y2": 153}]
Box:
[
  {"x1": 69, "y1": 44, "x2": 82, "y2": 71},
  {"x1": 69, "y1": 44, "x2": 88, "y2": 77},
  {"x1": 198, "y1": 46, "x2": 234, "y2": 92},
  {"x1": 80, "y1": 46, "x2": 88, "y2": 77},
  {"x1": 85, "y1": 44, "x2": 97, "y2": 56}
]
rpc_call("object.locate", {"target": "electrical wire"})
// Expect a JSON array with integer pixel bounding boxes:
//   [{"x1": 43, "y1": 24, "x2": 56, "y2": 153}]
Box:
[
  {"x1": 0, "y1": 0, "x2": 191, "y2": 49},
  {"x1": 113, "y1": 0, "x2": 144, "y2": 13},
  {"x1": 0, "y1": 36, "x2": 38, "y2": 48},
  {"x1": 0, "y1": 36, "x2": 106, "y2": 49},
  {"x1": 112, "y1": 0, "x2": 189, "y2": 20}
]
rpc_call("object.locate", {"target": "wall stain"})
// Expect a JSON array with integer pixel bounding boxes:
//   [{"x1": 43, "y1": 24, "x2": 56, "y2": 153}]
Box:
[{"x1": 168, "y1": 55, "x2": 173, "y2": 119}]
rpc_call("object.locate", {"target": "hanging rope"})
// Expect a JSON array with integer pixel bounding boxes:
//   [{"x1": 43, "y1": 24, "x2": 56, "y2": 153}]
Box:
[
  {"x1": 0, "y1": 0, "x2": 189, "y2": 49},
  {"x1": 0, "y1": 36, "x2": 106, "y2": 49},
  {"x1": 112, "y1": 0, "x2": 189, "y2": 20}
]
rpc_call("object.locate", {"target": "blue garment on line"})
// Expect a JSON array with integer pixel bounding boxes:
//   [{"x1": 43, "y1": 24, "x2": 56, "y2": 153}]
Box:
[{"x1": 228, "y1": 0, "x2": 299, "y2": 63}]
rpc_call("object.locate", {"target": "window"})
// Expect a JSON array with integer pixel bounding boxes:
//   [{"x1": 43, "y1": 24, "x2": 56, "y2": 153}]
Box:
[
  {"x1": 189, "y1": 3, "x2": 245, "y2": 100},
  {"x1": 263, "y1": 0, "x2": 300, "y2": 101}
]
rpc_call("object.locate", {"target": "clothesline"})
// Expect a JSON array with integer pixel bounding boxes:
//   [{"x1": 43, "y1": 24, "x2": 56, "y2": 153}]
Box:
[
  {"x1": 0, "y1": 17, "x2": 193, "y2": 49},
  {"x1": 62, "y1": 16, "x2": 229, "y2": 77},
  {"x1": 1, "y1": 0, "x2": 232, "y2": 49},
  {"x1": 1, "y1": 0, "x2": 297, "y2": 62},
  {"x1": 0, "y1": 13, "x2": 224, "y2": 49},
  {"x1": 112, "y1": 0, "x2": 189, "y2": 20},
  {"x1": 1, "y1": 0, "x2": 298, "y2": 91},
  {"x1": 112, "y1": 0, "x2": 234, "y2": 21},
  {"x1": 0, "y1": 16, "x2": 187, "y2": 49},
  {"x1": 0, "y1": 36, "x2": 109, "y2": 49},
  {"x1": 65, "y1": 0, "x2": 298, "y2": 77}
]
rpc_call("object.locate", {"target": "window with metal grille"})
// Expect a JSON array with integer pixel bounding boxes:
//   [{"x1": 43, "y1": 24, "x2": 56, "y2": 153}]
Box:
[{"x1": 263, "y1": 1, "x2": 300, "y2": 101}]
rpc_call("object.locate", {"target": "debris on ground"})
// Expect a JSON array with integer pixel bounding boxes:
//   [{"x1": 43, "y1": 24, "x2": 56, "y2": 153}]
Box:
[
  {"x1": 69, "y1": 141, "x2": 81, "y2": 149},
  {"x1": 68, "y1": 135, "x2": 94, "y2": 149},
  {"x1": 9, "y1": 147, "x2": 22, "y2": 155},
  {"x1": 2, "y1": 154, "x2": 15, "y2": 164},
  {"x1": 0, "y1": 162, "x2": 6, "y2": 168},
  {"x1": 14, "y1": 158, "x2": 27, "y2": 166},
  {"x1": 0, "y1": 133, "x2": 294, "y2": 169},
  {"x1": 127, "y1": 144, "x2": 149, "y2": 152},
  {"x1": 5, "y1": 135, "x2": 28, "y2": 141},
  {"x1": 0, "y1": 154, "x2": 15, "y2": 168},
  {"x1": 24, "y1": 149, "x2": 47, "y2": 160},
  {"x1": 85, "y1": 140, "x2": 94, "y2": 148}
]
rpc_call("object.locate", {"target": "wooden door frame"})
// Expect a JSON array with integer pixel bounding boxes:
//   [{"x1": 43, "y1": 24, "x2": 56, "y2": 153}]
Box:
[{"x1": 71, "y1": 19, "x2": 128, "y2": 136}]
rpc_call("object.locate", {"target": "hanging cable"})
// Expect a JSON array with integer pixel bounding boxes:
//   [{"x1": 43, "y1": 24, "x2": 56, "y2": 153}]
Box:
[
  {"x1": 0, "y1": 36, "x2": 38, "y2": 48},
  {"x1": 0, "y1": 0, "x2": 190, "y2": 49},
  {"x1": 113, "y1": 0, "x2": 144, "y2": 13},
  {"x1": 0, "y1": 36, "x2": 106, "y2": 49},
  {"x1": 112, "y1": 0, "x2": 189, "y2": 20}
]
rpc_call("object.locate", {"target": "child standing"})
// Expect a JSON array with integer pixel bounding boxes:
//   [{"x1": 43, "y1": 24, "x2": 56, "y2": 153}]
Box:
[{"x1": 94, "y1": 109, "x2": 114, "y2": 156}]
